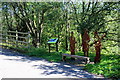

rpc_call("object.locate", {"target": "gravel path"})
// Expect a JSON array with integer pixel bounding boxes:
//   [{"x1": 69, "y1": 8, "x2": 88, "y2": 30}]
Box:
[{"x1": 0, "y1": 47, "x2": 104, "y2": 79}]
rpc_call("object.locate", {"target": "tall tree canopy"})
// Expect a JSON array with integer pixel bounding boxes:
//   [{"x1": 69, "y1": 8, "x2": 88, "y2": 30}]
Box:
[{"x1": 1, "y1": 2, "x2": 119, "y2": 51}]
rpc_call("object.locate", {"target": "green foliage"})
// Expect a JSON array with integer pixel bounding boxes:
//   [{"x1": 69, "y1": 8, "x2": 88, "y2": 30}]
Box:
[
  {"x1": 1, "y1": 2, "x2": 119, "y2": 79},
  {"x1": 41, "y1": 52, "x2": 62, "y2": 62},
  {"x1": 26, "y1": 47, "x2": 48, "y2": 57},
  {"x1": 85, "y1": 52, "x2": 120, "y2": 79},
  {"x1": 25, "y1": 47, "x2": 62, "y2": 62}
]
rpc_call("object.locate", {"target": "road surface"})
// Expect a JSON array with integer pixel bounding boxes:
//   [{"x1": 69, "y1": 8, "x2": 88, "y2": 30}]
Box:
[{"x1": 0, "y1": 47, "x2": 103, "y2": 79}]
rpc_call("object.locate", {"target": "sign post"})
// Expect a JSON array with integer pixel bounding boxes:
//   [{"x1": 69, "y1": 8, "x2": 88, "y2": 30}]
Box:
[{"x1": 47, "y1": 38, "x2": 58, "y2": 53}]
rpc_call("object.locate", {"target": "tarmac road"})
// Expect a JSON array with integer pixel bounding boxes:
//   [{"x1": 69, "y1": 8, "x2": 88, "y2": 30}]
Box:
[{"x1": 0, "y1": 47, "x2": 104, "y2": 79}]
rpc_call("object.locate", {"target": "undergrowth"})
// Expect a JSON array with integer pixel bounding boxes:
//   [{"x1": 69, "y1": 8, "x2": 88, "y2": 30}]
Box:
[
  {"x1": 25, "y1": 47, "x2": 62, "y2": 62},
  {"x1": 85, "y1": 53, "x2": 120, "y2": 79}
]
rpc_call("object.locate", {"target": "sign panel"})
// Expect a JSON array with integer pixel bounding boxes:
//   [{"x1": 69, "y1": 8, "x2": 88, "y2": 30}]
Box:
[{"x1": 47, "y1": 38, "x2": 58, "y2": 44}]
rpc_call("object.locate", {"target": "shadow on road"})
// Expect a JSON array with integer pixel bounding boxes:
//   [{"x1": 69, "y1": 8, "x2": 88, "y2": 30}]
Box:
[
  {"x1": 0, "y1": 47, "x2": 47, "y2": 63},
  {"x1": 33, "y1": 63, "x2": 97, "y2": 78},
  {"x1": 0, "y1": 47, "x2": 102, "y2": 78}
]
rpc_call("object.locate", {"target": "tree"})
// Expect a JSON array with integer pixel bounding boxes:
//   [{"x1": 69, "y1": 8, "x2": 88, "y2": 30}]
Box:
[
  {"x1": 2, "y1": 2, "x2": 63, "y2": 47},
  {"x1": 70, "y1": 1, "x2": 119, "y2": 56}
]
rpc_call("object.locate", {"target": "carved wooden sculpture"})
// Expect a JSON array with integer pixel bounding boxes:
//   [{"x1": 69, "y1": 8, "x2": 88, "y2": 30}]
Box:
[
  {"x1": 94, "y1": 31, "x2": 106, "y2": 63},
  {"x1": 82, "y1": 29, "x2": 90, "y2": 57},
  {"x1": 70, "y1": 32, "x2": 76, "y2": 60}
]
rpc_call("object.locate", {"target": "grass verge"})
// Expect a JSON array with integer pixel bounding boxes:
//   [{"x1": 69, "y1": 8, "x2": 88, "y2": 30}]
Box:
[
  {"x1": 84, "y1": 53, "x2": 120, "y2": 79},
  {"x1": 24, "y1": 47, "x2": 62, "y2": 62}
]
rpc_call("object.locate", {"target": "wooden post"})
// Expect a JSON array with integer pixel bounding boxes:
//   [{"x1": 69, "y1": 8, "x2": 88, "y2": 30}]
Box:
[
  {"x1": 0, "y1": 30, "x2": 2, "y2": 46},
  {"x1": 6, "y1": 30, "x2": 8, "y2": 47},
  {"x1": 16, "y1": 30, "x2": 18, "y2": 48},
  {"x1": 37, "y1": 32, "x2": 40, "y2": 48},
  {"x1": 27, "y1": 31, "x2": 30, "y2": 48},
  {"x1": 62, "y1": 56, "x2": 66, "y2": 61},
  {"x1": 48, "y1": 44, "x2": 50, "y2": 53},
  {"x1": 56, "y1": 42, "x2": 58, "y2": 52}
]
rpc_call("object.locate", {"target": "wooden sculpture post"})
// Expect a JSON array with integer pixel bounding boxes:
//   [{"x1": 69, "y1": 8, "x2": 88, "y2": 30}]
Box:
[
  {"x1": 94, "y1": 31, "x2": 106, "y2": 63},
  {"x1": 70, "y1": 32, "x2": 76, "y2": 60},
  {"x1": 82, "y1": 29, "x2": 90, "y2": 57}
]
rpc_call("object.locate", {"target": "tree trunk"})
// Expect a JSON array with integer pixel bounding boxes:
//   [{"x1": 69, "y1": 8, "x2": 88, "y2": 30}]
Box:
[{"x1": 65, "y1": 35, "x2": 68, "y2": 51}]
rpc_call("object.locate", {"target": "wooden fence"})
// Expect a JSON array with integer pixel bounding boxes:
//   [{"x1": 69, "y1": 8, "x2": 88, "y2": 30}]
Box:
[{"x1": 0, "y1": 30, "x2": 31, "y2": 49}]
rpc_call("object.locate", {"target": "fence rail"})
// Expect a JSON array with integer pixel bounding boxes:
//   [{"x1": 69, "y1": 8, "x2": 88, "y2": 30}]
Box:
[
  {"x1": 0, "y1": 30, "x2": 31, "y2": 49},
  {"x1": 0, "y1": 34, "x2": 28, "y2": 39}
]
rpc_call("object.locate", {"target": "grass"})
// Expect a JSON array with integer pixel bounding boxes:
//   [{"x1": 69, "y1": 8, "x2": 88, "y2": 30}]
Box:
[
  {"x1": 84, "y1": 52, "x2": 120, "y2": 79},
  {"x1": 24, "y1": 47, "x2": 62, "y2": 62}
]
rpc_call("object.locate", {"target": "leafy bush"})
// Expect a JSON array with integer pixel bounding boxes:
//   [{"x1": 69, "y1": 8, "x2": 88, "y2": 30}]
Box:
[
  {"x1": 85, "y1": 53, "x2": 120, "y2": 79},
  {"x1": 27, "y1": 47, "x2": 48, "y2": 57}
]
